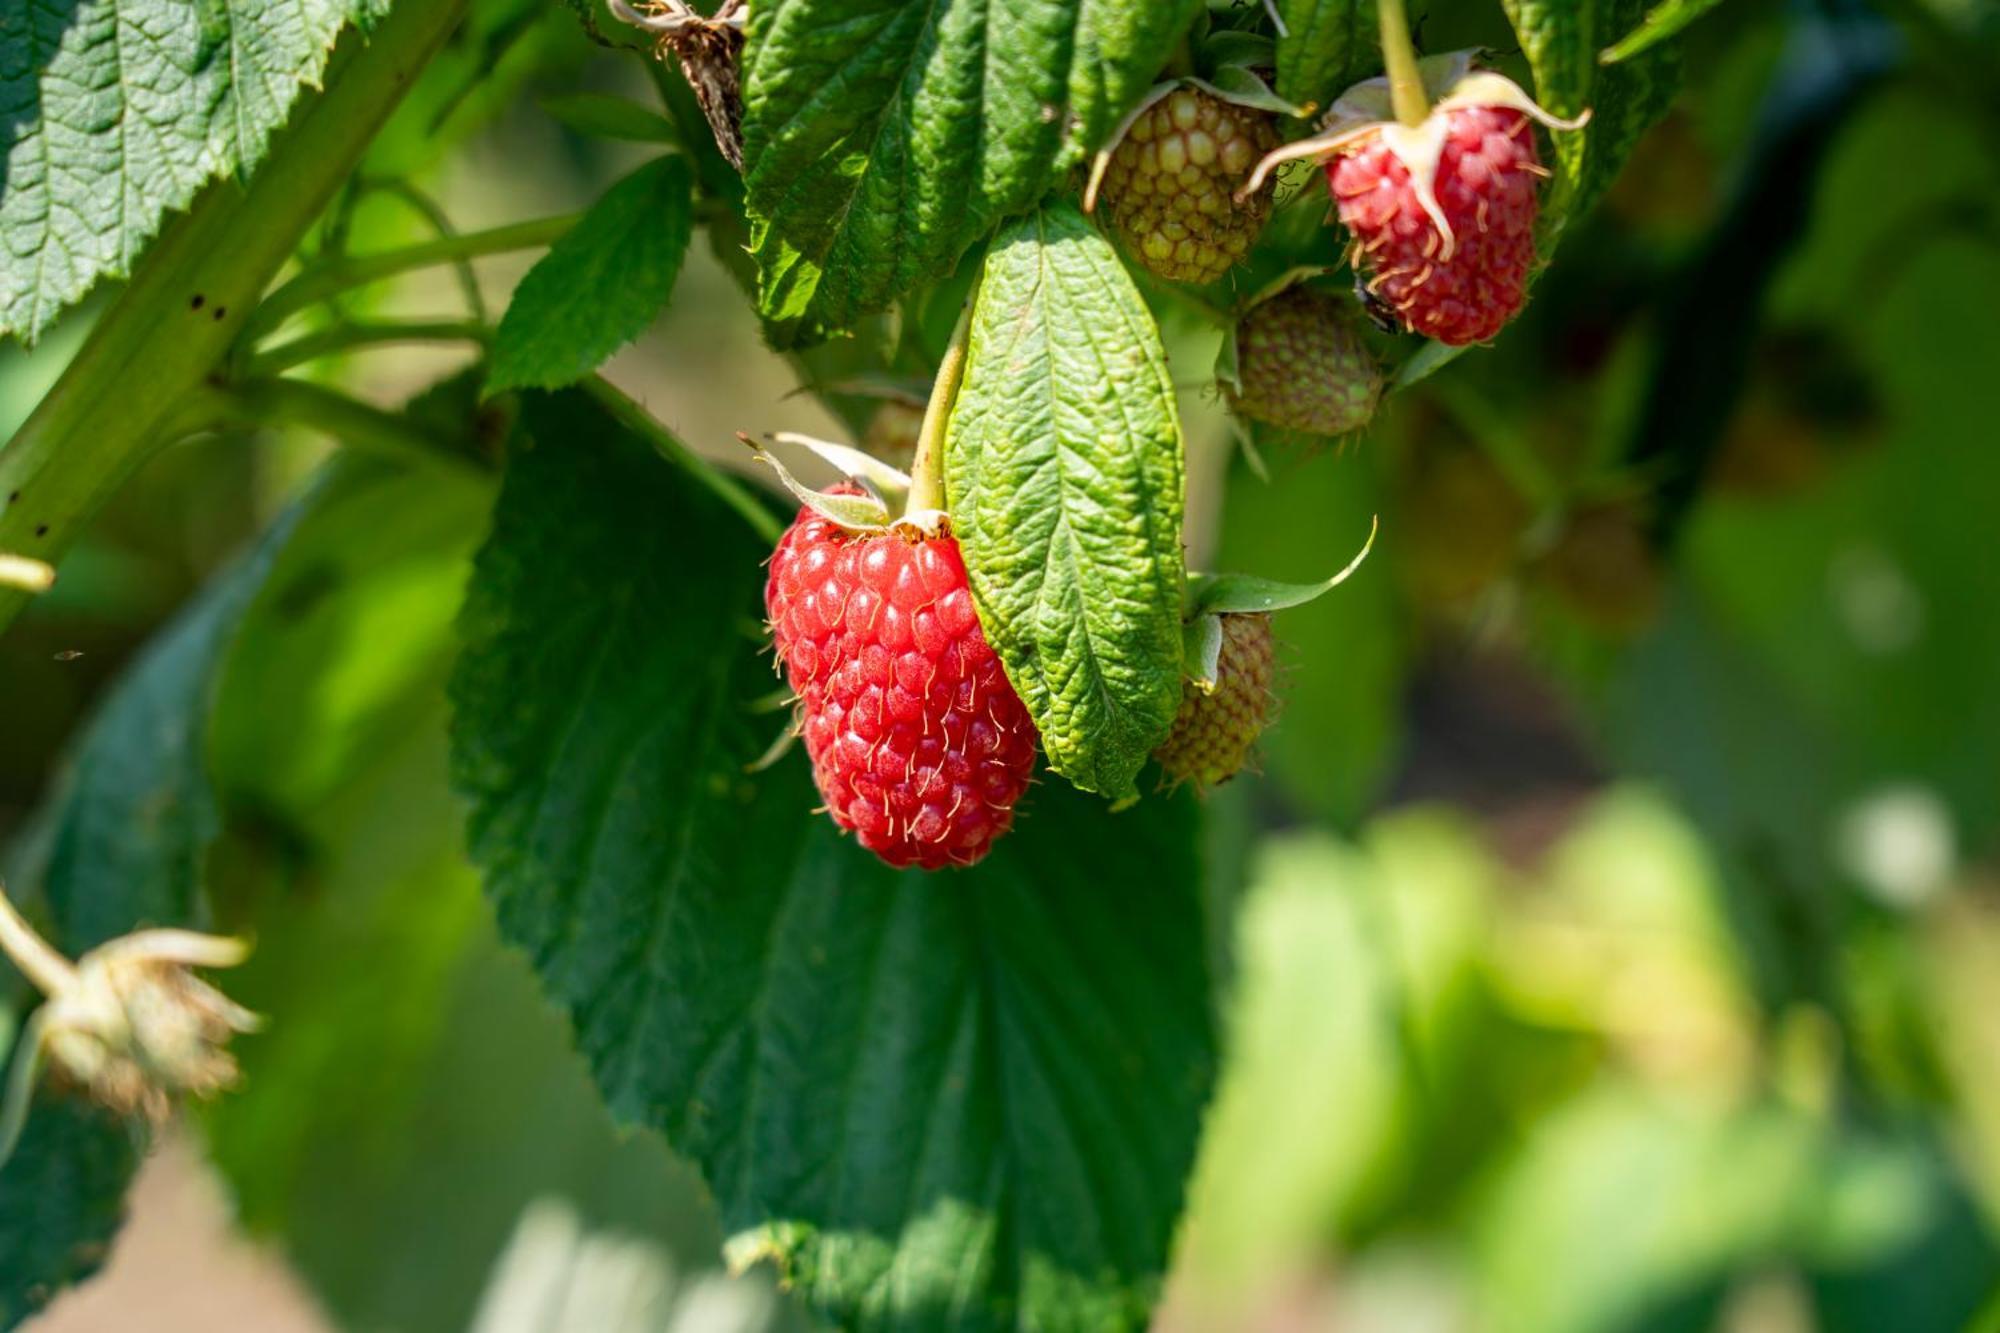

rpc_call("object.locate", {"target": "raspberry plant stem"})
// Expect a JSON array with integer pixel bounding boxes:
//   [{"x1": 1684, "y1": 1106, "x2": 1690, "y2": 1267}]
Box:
[
  {"x1": 245, "y1": 319, "x2": 491, "y2": 377},
  {"x1": 0, "y1": 0, "x2": 471, "y2": 640},
  {"x1": 180, "y1": 379, "x2": 493, "y2": 480},
  {"x1": 907, "y1": 297, "x2": 974, "y2": 516},
  {"x1": 1377, "y1": 0, "x2": 1430, "y2": 128},
  {"x1": 243, "y1": 214, "x2": 579, "y2": 344}
]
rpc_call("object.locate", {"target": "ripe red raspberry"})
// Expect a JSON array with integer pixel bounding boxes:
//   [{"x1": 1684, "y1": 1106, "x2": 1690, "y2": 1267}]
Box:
[
  {"x1": 1226, "y1": 286, "x2": 1383, "y2": 437},
  {"x1": 1096, "y1": 87, "x2": 1279, "y2": 285},
  {"x1": 1153, "y1": 613, "x2": 1275, "y2": 789},
  {"x1": 765, "y1": 495, "x2": 1038, "y2": 869},
  {"x1": 1329, "y1": 104, "x2": 1542, "y2": 345}
]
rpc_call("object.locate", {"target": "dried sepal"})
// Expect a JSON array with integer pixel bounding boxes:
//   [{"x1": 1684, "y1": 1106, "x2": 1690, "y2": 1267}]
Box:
[
  {"x1": 739, "y1": 433, "x2": 894, "y2": 532},
  {"x1": 0, "y1": 886, "x2": 259, "y2": 1161}
]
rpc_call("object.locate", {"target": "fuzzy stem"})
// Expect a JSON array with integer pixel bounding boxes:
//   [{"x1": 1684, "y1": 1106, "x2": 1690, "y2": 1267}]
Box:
[
  {"x1": 0, "y1": 887, "x2": 77, "y2": 1000},
  {"x1": 906, "y1": 297, "x2": 975, "y2": 516},
  {"x1": 1378, "y1": 0, "x2": 1430, "y2": 128}
]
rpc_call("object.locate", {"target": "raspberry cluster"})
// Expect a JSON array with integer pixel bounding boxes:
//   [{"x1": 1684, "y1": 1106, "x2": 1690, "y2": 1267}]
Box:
[
  {"x1": 1154, "y1": 613, "x2": 1276, "y2": 789},
  {"x1": 1099, "y1": 88, "x2": 1279, "y2": 285},
  {"x1": 1227, "y1": 286, "x2": 1383, "y2": 437},
  {"x1": 1329, "y1": 105, "x2": 1543, "y2": 345},
  {"x1": 765, "y1": 498, "x2": 1038, "y2": 869}
]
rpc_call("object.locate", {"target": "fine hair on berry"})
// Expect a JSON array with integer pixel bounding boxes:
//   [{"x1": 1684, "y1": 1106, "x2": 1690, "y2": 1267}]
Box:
[{"x1": 765, "y1": 494, "x2": 1038, "y2": 869}]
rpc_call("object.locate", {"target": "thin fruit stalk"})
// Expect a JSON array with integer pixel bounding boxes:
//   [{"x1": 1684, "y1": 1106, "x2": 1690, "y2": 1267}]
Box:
[{"x1": 0, "y1": 0, "x2": 470, "y2": 638}]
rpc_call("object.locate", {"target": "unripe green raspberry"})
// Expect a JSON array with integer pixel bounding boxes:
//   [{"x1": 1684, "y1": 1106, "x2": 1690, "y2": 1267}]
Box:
[
  {"x1": 1226, "y1": 287, "x2": 1384, "y2": 437},
  {"x1": 1154, "y1": 612, "x2": 1275, "y2": 788},
  {"x1": 1098, "y1": 88, "x2": 1279, "y2": 285}
]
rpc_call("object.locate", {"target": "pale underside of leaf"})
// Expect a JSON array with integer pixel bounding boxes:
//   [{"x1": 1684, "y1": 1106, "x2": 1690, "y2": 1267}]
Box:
[
  {"x1": 945, "y1": 204, "x2": 1186, "y2": 802},
  {"x1": 0, "y1": 0, "x2": 386, "y2": 342},
  {"x1": 740, "y1": 0, "x2": 1202, "y2": 345}
]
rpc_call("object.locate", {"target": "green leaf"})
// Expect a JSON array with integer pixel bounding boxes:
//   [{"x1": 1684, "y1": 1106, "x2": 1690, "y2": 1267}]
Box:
[
  {"x1": 1499, "y1": 0, "x2": 1599, "y2": 231},
  {"x1": 0, "y1": 488, "x2": 304, "y2": 1318},
  {"x1": 0, "y1": 0, "x2": 389, "y2": 343},
  {"x1": 488, "y1": 157, "x2": 694, "y2": 394},
  {"x1": 945, "y1": 204, "x2": 1186, "y2": 802},
  {"x1": 39, "y1": 500, "x2": 303, "y2": 952},
  {"x1": 210, "y1": 453, "x2": 493, "y2": 823},
  {"x1": 1273, "y1": 0, "x2": 1373, "y2": 113},
  {"x1": 1600, "y1": 0, "x2": 1727, "y2": 63},
  {"x1": 0, "y1": 1100, "x2": 140, "y2": 1326},
  {"x1": 539, "y1": 92, "x2": 678, "y2": 142},
  {"x1": 1579, "y1": 0, "x2": 1684, "y2": 221},
  {"x1": 1501, "y1": 0, "x2": 1683, "y2": 246},
  {"x1": 741, "y1": 0, "x2": 1203, "y2": 346},
  {"x1": 450, "y1": 387, "x2": 1214, "y2": 1330}
]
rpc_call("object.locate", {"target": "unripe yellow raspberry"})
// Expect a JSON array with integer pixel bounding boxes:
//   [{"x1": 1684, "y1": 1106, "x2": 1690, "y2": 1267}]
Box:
[{"x1": 1098, "y1": 89, "x2": 1279, "y2": 285}]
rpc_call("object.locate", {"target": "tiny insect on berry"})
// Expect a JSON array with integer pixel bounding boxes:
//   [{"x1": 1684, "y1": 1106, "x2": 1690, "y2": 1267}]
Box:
[
  {"x1": 1153, "y1": 612, "x2": 1276, "y2": 789},
  {"x1": 765, "y1": 489, "x2": 1038, "y2": 870},
  {"x1": 1226, "y1": 285, "x2": 1384, "y2": 438},
  {"x1": 1091, "y1": 85, "x2": 1281, "y2": 286},
  {"x1": 1241, "y1": 53, "x2": 1587, "y2": 345}
]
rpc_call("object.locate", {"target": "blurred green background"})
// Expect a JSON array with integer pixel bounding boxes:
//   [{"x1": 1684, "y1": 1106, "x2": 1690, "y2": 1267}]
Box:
[{"x1": 5, "y1": 0, "x2": 2000, "y2": 1329}]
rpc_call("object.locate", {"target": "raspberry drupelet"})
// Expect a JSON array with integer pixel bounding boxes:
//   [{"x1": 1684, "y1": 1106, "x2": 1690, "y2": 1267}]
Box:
[{"x1": 765, "y1": 496, "x2": 1038, "y2": 870}]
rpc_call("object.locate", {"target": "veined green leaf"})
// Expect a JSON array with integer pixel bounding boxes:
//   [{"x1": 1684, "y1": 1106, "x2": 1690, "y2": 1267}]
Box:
[
  {"x1": 449, "y1": 387, "x2": 1214, "y2": 1330},
  {"x1": 945, "y1": 203, "x2": 1186, "y2": 802},
  {"x1": 1601, "y1": 0, "x2": 1727, "y2": 64},
  {"x1": 741, "y1": 0, "x2": 1203, "y2": 346},
  {"x1": 0, "y1": 484, "x2": 305, "y2": 1319},
  {"x1": 488, "y1": 157, "x2": 694, "y2": 394},
  {"x1": 1500, "y1": 0, "x2": 1598, "y2": 232},
  {"x1": 1274, "y1": 0, "x2": 1374, "y2": 114},
  {"x1": 1502, "y1": 0, "x2": 1684, "y2": 248},
  {"x1": 1579, "y1": 0, "x2": 1684, "y2": 222},
  {"x1": 0, "y1": 0, "x2": 391, "y2": 343}
]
